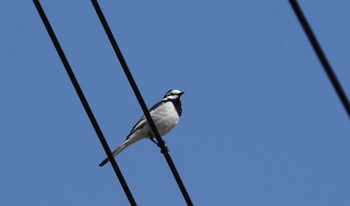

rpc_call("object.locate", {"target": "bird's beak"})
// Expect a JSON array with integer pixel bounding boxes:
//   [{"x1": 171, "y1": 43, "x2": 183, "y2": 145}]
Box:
[{"x1": 179, "y1": 91, "x2": 185, "y2": 96}]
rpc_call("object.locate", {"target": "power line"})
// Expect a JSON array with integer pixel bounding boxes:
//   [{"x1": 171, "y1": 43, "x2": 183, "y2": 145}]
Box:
[
  {"x1": 289, "y1": 0, "x2": 350, "y2": 119},
  {"x1": 91, "y1": 0, "x2": 193, "y2": 205},
  {"x1": 32, "y1": 1, "x2": 137, "y2": 205}
]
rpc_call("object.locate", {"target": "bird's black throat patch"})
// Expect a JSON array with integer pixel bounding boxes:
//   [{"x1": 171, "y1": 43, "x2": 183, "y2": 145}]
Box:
[{"x1": 166, "y1": 98, "x2": 182, "y2": 116}]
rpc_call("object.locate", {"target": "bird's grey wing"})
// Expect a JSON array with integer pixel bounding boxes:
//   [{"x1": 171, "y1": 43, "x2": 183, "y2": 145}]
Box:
[
  {"x1": 126, "y1": 115, "x2": 146, "y2": 138},
  {"x1": 125, "y1": 100, "x2": 165, "y2": 140}
]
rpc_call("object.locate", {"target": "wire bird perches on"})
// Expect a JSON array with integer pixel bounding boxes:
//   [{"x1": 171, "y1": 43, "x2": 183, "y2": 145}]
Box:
[
  {"x1": 91, "y1": 0, "x2": 193, "y2": 205},
  {"x1": 289, "y1": 0, "x2": 350, "y2": 119},
  {"x1": 33, "y1": 1, "x2": 137, "y2": 205}
]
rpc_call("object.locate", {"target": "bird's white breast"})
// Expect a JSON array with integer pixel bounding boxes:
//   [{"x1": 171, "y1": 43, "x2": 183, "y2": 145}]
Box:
[{"x1": 147, "y1": 101, "x2": 180, "y2": 136}]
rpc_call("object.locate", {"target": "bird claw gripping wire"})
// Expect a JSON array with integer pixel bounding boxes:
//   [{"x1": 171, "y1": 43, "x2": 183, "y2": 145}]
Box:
[
  {"x1": 150, "y1": 137, "x2": 169, "y2": 154},
  {"x1": 161, "y1": 144, "x2": 169, "y2": 154}
]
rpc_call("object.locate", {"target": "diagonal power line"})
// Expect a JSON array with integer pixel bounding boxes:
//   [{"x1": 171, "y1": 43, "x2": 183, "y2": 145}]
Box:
[
  {"x1": 289, "y1": 0, "x2": 350, "y2": 119},
  {"x1": 33, "y1": 0, "x2": 137, "y2": 205},
  {"x1": 91, "y1": 0, "x2": 193, "y2": 205}
]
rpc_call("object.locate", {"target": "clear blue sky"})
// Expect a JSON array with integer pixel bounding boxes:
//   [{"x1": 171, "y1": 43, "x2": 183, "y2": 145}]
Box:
[{"x1": 1, "y1": 1, "x2": 350, "y2": 205}]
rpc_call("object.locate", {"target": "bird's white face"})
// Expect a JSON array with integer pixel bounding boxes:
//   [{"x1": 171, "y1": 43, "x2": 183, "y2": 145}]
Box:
[{"x1": 163, "y1": 89, "x2": 184, "y2": 100}]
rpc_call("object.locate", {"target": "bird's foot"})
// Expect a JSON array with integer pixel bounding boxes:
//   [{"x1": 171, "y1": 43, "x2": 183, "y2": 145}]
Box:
[
  {"x1": 150, "y1": 137, "x2": 169, "y2": 154},
  {"x1": 160, "y1": 144, "x2": 169, "y2": 154}
]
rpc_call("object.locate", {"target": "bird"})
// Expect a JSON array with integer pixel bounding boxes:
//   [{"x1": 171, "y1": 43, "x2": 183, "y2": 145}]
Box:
[{"x1": 99, "y1": 89, "x2": 184, "y2": 167}]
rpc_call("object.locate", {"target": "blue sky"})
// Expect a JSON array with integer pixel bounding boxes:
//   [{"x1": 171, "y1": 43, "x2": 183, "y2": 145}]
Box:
[{"x1": 1, "y1": 1, "x2": 350, "y2": 205}]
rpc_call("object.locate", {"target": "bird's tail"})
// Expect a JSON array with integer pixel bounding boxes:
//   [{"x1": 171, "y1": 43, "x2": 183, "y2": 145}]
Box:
[{"x1": 98, "y1": 134, "x2": 143, "y2": 167}]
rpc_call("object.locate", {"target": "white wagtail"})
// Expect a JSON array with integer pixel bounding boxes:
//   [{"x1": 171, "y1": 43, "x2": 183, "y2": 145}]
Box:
[{"x1": 99, "y1": 89, "x2": 184, "y2": 167}]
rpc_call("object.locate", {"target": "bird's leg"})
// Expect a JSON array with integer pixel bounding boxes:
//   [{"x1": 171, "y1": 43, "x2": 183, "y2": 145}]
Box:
[
  {"x1": 150, "y1": 137, "x2": 159, "y2": 146},
  {"x1": 149, "y1": 137, "x2": 169, "y2": 154}
]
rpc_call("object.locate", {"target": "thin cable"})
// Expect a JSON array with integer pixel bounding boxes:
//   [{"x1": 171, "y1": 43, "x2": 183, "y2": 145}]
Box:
[
  {"x1": 33, "y1": 1, "x2": 137, "y2": 205},
  {"x1": 289, "y1": 0, "x2": 350, "y2": 119},
  {"x1": 91, "y1": 0, "x2": 193, "y2": 205}
]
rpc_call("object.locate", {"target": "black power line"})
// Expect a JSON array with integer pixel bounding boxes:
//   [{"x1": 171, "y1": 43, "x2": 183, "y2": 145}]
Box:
[
  {"x1": 91, "y1": 0, "x2": 193, "y2": 205},
  {"x1": 32, "y1": 1, "x2": 137, "y2": 205},
  {"x1": 289, "y1": 0, "x2": 350, "y2": 119}
]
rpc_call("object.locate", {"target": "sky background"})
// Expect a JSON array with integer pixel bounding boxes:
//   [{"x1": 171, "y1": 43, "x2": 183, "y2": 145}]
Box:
[{"x1": 1, "y1": 1, "x2": 350, "y2": 205}]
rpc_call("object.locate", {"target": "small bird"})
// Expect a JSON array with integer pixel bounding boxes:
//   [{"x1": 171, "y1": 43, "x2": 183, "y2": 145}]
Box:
[{"x1": 99, "y1": 89, "x2": 184, "y2": 167}]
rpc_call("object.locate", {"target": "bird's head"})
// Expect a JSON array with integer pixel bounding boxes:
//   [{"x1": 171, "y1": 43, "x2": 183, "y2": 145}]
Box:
[{"x1": 163, "y1": 89, "x2": 184, "y2": 100}]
